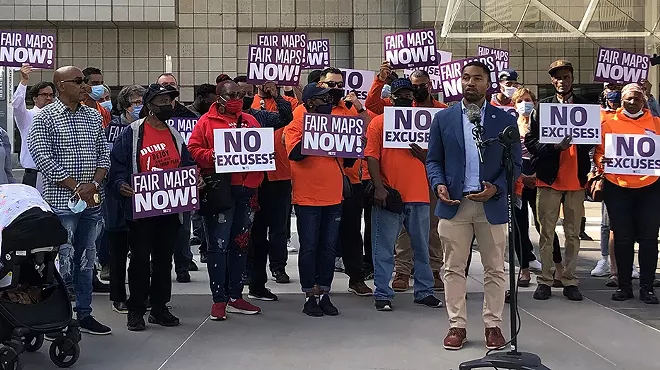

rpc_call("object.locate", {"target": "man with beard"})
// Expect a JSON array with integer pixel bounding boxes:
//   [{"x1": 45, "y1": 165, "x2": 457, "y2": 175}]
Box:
[{"x1": 427, "y1": 61, "x2": 521, "y2": 350}]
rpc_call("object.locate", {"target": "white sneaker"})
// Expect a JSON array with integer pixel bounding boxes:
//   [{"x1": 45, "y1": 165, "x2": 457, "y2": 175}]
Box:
[
  {"x1": 287, "y1": 239, "x2": 297, "y2": 253},
  {"x1": 528, "y1": 260, "x2": 542, "y2": 273},
  {"x1": 590, "y1": 258, "x2": 610, "y2": 277},
  {"x1": 334, "y1": 257, "x2": 345, "y2": 272},
  {"x1": 632, "y1": 265, "x2": 640, "y2": 279}
]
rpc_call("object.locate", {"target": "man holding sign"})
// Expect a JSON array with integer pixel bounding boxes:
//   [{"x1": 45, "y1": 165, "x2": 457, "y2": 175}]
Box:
[{"x1": 595, "y1": 83, "x2": 660, "y2": 304}]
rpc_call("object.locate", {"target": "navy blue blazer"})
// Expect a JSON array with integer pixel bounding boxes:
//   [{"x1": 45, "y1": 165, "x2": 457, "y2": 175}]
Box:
[{"x1": 426, "y1": 102, "x2": 522, "y2": 225}]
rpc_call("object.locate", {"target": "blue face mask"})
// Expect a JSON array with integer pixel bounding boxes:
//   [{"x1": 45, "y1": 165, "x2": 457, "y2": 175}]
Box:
[
  {"x1": 381, "y1": 85, "x2": 391, "y2": 99},
  {"x1": 606, "y1": 91, "x2": 622, "y2": 104},
  {"x1": 89, "y1": 85, "x2": 105, "y2": 101},
  {"x1": 129, "y1": 104, "x2": 143, "y2": 121},
  {"x1": 68, "y1": 195, "x2": 87, "y2": 214},
  {"x1": 315, "y1": 103, "x2": 333, "y2": 115},
  {"x1": 100, "y1": 100, "x2": 113, "y2": 112}
]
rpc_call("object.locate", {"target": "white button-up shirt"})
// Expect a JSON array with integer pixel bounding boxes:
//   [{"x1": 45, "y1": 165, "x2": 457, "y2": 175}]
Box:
[
  {"x1": 461, "y1": 100, "x2": 486, "y2": 193},
  {"x1": 12, "y1": 83, "x2": 41, "y2": 170}
]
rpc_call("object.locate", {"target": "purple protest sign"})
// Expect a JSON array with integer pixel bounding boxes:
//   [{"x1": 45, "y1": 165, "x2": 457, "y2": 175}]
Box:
[
  {"x1": 384, "y1": 29, "x2": 437, "y2": 69},
  {"x1": 167, "y1": 117, "x2": 198, "y2": 145},
  {"x1": 302, "y1": 113, "x2": 365, "y2": 158},
  {"x1": 304, "y1": 39, "x2": 330, "y2": 69},
  {"x1": 246, "y1": 44, "x2": 304, "y2": 86},
  {"x1": 438, "y1": 55, "x2": 500, "y2": 102},
  {"x1": 477, "y1": 45, "x2": 509, "y2": 70},
  {"x1": 594, "y1": 47, "x2": 650, "y2": 84},
  {"x1": 404, "y1": 65, "x2": 443, "y2": 93},
  {"x1": 132, "y1": 166, "x2": 199, "y2": 220},
  {"x1": 0, "y1": 31, "x2": 56, "y2": 69}
]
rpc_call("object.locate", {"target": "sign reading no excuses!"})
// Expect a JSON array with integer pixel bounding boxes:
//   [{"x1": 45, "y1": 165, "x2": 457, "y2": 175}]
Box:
[
  {"x1": 0, "y1": 31, "x2": 56, "y2": 69},
  {"x1": 594, "y1": 47, "x2": 650, "y2": 85},
  {"x1": 247, "y1": 45, "x2": 304, "y2": 86},
  {"x1": 605, "y1": 134, "x2": 660, "y2": 176},
  {"x1": 340, "y1": 68, "x2": 375, "y2": 103},
  {"x1": 383, "y1": 107, "x2": 444, "y2": 149},
  {"x1": 302, "y1": 113, "x2": 365, "y2": 158},
  {"x1": 384, "y1": 29, "x2": 437, "y2": 69},
  {"x1": 213, "y1": 128, "x2": 275, "y2": 173},
  {"x1": 539, "y1": 103, "x2": 601, "y2": 145},
  {"x1": 132, "y1": 166, "x2": 199, "y2": 220}
]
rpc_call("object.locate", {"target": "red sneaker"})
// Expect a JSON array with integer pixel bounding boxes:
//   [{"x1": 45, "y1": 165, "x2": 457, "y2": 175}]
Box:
[
  {"x1": 210, "y1": 302, "x2": 227, "y2": 321},
  {"x1": 227, "y1": 298, "x2": 261, "y2": 315}
]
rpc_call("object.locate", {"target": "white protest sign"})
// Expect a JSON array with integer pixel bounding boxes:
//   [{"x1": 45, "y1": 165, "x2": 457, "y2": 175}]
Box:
[
  {"x1": 213, "y1": 128, "x2": 276, "y2": 173},
  {"x1": 539, "y1": 103, "x2": 601, "y2": 145},
  {"x1": 604, "y1": 133, "x2": 660, "y2": 176},
  {"x1": 340, "y1": 68, "x2": 375, "y2": 103},
  {"x1": 383, "y1": 106, "x2": 444, "y2": 149}
]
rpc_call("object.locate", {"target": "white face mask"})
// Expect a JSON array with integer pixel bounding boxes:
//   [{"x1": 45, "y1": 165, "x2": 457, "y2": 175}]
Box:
[
  {"x1": 502, "y1": 86, "x2": 517, "y2": 98},
  {"x1": 516, "y1": 101, "x2": 534, "y2": 117},
  {"x1": 623, "y1": 108, "x2": 644, "y2": 118}
]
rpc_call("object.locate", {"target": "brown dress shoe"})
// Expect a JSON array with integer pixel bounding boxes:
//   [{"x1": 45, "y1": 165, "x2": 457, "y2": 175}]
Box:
[
  {"x1": 485, "y1": 327, "x2": 506, "y2": 350},
  {"x1": 392, "y1": 274, "x2": 410, "y2": 292},
  {"x1": 443, "y1": 327, "x2": 467, "y2": 350},
  {"x1": 433, "y1": 271, "x2": 445, "y2": 291}
]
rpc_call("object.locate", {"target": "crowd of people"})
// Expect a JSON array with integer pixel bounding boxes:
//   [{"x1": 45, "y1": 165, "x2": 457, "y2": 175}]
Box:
[{"x1": 5, "y1": 56, "x2": 660, "y2": 351}]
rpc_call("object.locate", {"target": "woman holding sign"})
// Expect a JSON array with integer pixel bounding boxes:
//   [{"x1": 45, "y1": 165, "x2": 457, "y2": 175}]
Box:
[
  {"x1": 596, "y1": 83, "x2": 660, "y2": 305},
  {"x1": 109, "y1": 84, "x2": 198, "y2": 331}
]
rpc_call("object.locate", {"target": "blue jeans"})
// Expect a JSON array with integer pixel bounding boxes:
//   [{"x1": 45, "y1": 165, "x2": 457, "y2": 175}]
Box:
[
  {"x1": 372, "y1": 203, "x2": 434, "y2": 301},
  {"x1": 53, "y1": 206, "x2": 103, "y2": 319},
  {"x1": 295, "y1": 204, "x2": 342, "y2": 293},
  {"x1": 203, "y1": 186, "x2": 258, "y2": 303},
  {"x1": 600, "y1": 203, "x2": 610, "y2": 257},
  {"x1": 95, "y1": 199, "x2": 110, "y2": 266}
]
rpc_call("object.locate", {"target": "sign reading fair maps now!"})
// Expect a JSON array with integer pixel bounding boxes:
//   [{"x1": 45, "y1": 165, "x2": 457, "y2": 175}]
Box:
[
  {"x1": 213, "y1": 128, "x2": 275, "y2": 173},
  {"x1": 383, "y1": 107, "x2": 444, "y2": 149},
  {"x1": 302, "y1": 113, "x2": 365, "y2": 158},
  {"x1": 384, "y1": 29, "x2": 437, "y2": 69},
  {"x1": 594, "y1": 47, "x2": 650, "y2": 84},
  {"x1": 538, "y1": 103, "x2": 601, "y2": 145},
  {"x1": 167, "y1": 117, "x2": 198, "y2": 145},
  {"x1": 0, "y1": 31, "x2": 56, "y2": 69},
  {"x1": 605, "y1": 133, "x2": 660, "y2": 176},
  {"x1": 438, "y1": 55, "x2": 500, "y2": 102},
  {"x1": 132, "y1": 166, "x2": 199, "y2": 220},
  {"x1": 246, "y1": 44, "x2": 305, "y2": 86}
]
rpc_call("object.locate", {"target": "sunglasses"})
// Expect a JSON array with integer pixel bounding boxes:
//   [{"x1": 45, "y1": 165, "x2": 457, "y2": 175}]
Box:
[
  {"x1": 61, "y1": 77, "x2": 85, "y2": 85},
  {"x1": 322, "y1": 81, "x2": 344, "y2": 88}
]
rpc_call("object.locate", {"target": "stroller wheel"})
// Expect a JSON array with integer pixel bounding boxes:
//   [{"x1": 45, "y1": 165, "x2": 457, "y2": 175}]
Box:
[
  {"x1": 22, "y1": 334, "x2": 44, "y2": 353},
  {"x1": 49, "y1": 338, "x2": 79, "y2": 368},
  {"x1": 0, "y1": 346, "x2": 20, "y2": 370}
]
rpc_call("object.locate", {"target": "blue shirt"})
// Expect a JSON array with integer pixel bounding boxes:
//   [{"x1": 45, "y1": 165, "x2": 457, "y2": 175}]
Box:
[
  {"x1": 648, "y1": 95, "x2": 660, "y2": 118},
  {"x1": 461, "y1": 100, "x2": 486, "y2": 192}
]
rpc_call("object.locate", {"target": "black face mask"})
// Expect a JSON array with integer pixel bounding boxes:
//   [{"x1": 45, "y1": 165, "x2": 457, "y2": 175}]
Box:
[
  {"x1": 392, "y1": 97, "x2": 413, "y2": 107},
  {"x1": 329, "y1": 89, "x2": 344, "y2": 106},
  {"x1": 150, "y1": 104, "x2": 174, "y2": 122},
  {"x1": 413, "y1": 87, "x2": 430, "y2": 103},
  {"x1": 242, "y1": 96, "x2": 253, "y2": 111},
  {"x1": 199, "y1": 101, "x2": 212, "y2": 115}
]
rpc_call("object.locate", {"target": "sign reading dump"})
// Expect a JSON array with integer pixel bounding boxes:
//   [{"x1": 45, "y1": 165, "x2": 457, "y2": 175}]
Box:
[
  {"x1": 340, "y1": 68, "x2": 375, "y2": 103},
  {"x1": 132, "y1": 166, "x2": 199, "y2": 219},
  {"x1": 383, "y1": 29, "x2": 437, "y2": 69},
  {"x1": 604, "y1": 134, "x2": 660, "y2": 176},
  {"x1": 477, "y1": 45, "x2": 509, "y2": 70},
  {"x1": 246, "y1": 44, "x2": 305, "y2": 86},
  {"x1": 538, "y1": 103, "x2": 601, "y2": 145},
  {"x1": 383, "y1": 107, "x2": 444, "y2": 149},
  {"x1": 305, "y1": 39, "x2": 330, "y2": 69},
  {"x1": 594, "y1": 47, "x2": 650, "y2": 85},
  {"x1": 213, "y1": 128, "x2": 275, "y2": 173},
  {"x1": 438, "y1": 55, "x2": 500, "y2": 102},
  {"x1": 302, "y1": 113, "x2": 364, "y2": 158},
  {"x1": 167, "y1": 117, "x2": 198, "y2": 145},
  {"x1": 0, "y1": 31, "x2": 56, "y2": 69}
]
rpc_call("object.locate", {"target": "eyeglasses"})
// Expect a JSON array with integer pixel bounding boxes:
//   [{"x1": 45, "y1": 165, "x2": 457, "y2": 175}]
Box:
[
  {"x1": 322, "y1": 81, "x2": 344, "y2": 88},
  {"x1": 221, "y1": 91, "x2": 246, "y2": 100},
  {"x1": 61, "y1": 77, "x2": 85, "y2": 85},
  {"x1": 37, "y1": 93, "x2": 55, "y2": 98}
]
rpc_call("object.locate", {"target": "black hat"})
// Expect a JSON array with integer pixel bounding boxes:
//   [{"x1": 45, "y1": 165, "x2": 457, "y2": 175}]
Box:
[
  {"x1": 302, "y1": 83, "x2": 332, "y2": 103},
  {"x1": 498, "y1": 69, "x2": 519, "y2": 81},
  {"x1": 390, "y1": 78, "x2": 414, "y2": 93},
  {"x1": 143, "y1": 83, "x2": 179, "y2": 105}
]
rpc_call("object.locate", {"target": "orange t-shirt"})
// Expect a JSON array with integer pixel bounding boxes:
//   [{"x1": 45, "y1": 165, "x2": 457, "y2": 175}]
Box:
[
  {"x1": 82, "y1": 101, "x2": 112, "y2": 128},
  {"x1": 251, "y1": 95, "x2": 299, "y2": 181},
  {"x1": 365, "y1": 78, "x2": 448, "y2": 115},
  {"x1": 364, "y1": 114, "x2": 430, "y2": 203},
  {"x1": 536, "y1": 144, "x2": 582, "y2": 191},
  {"x1": 139, "y1": 124, "x2": 181, "y2": 172},
  {"x1": 600, "y1": 109, "x2": 616, "y2": 123},
  {"x1": 595, "y1": 110, "x2": 660, "y2": 189}
]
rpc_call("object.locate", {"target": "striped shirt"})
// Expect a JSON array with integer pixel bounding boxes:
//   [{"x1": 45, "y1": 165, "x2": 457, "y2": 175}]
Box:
[{"x1": 28, "y1": 99, "x2": 110, "y2": 209}]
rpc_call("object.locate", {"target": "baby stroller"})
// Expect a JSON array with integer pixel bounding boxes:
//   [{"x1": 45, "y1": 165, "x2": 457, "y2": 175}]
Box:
[{"x1": 0, "y1": 190, "x2": 81, "y2": 369}]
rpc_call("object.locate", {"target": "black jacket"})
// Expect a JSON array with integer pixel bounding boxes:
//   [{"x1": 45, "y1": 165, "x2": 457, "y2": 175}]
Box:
[
  {"x1": 524, "y1": 94, "x2": 594, "y2": 187},
  {"x1": 173, "y1": 101, "x2": 198, "y2": 119}
]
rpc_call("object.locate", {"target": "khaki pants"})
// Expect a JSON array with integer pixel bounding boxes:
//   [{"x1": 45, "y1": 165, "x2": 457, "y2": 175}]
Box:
[
  {"x1": 439, "y1": 198, "x2": 507, "y2": 329},
  {"x1": 536, "y1": 187, "x2": 583, "y2": 287},
  {"x1": 395, "y1": 189, "x2": 443, "y2": 275}
]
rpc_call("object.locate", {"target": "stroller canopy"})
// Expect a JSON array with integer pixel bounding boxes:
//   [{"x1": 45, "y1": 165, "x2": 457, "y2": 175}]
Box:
[{"x1": 0, "y1": 184, "x2": 52, "y2": 249}]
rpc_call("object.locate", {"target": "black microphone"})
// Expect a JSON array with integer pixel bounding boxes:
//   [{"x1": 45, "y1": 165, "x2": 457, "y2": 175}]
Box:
[
  {"x1": 466, "y1": 103, "x2": 484, "y2": 163},
  {"x1": 498, "y1": 125, "x2": 520, "y2": 146}
]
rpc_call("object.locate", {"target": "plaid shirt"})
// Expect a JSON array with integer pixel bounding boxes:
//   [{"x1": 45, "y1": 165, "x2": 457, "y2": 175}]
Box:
[{"x1": 28, "y1": 99, "x2": 111, "y2": 209}]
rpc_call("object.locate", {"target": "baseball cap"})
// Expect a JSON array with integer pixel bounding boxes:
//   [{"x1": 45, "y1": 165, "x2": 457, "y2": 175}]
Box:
[
  {"x1": 143, "y1": 83, "x2": 179, "y2": 105},
  {"x1": 302, "y1": 83, "x2": 332, "y2": 103},
  {"x1": 390, "y1": 78, "x2": 414, "y2": 93},
  {"x1": 498, "y1": 69, "x2": 518, "y2": 81},
  {"x1": 548, "y1": 60, "x2": 574, "y2": 75}
]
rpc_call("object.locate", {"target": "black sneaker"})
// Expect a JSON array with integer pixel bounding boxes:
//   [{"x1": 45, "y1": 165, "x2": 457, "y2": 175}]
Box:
[
  {"x1": 272, "y1": 270, "x2": 290, "y2": 284},
  {"x1": 318, "y1": 294, "x2": 339, "y2": 316},
  {"x1": 303, "y1": 296, "x2": 323, "y2": 317},
  {"x1": 190, "y1": 236, "x2": 202, "y2": 246},
  {"x1": 188, "y1": 260, "x2": 199, "y2": 272},
  {"x1": 149, "y1": 308, "x2": 180, "y2": 327},
  {"x1": 563, "y1": 286, "x2": 583, "y2": 301},
  {"x1": 242, "y1": 272, "x2": 251, "y2": 286},
  {"x1": 375, "y1": 299, "x2": 393, "y2": 311},
  {"x1": 653, "y1": 279, "x2": 660, "y2": 288},
  {"x1": 127, "y1": 312, "x2": 146, "y2": 331},
  {"x1": 640, "y1": 287, "x2": 659, "y2": 304},
  {"x1": 414, "y1": 295, "x2": 443, "y2": 308},
  {"x1": 93, "y1": 276, "x2": 110, "y2": 293},
  {"x1": 248, "y1": 288, "x2": 278, "y2": 301},
  {"x1": 579, "y1": 231, "x2": 594, "y2": 241},
  {"x1": 612, "y1": 288, "x2": 634, "y2": 301},
  {"x1": 112, "y1": 301, "x2": 128, "y2": 314},
  {"x1": 200, "y1": 253, "x2": 208, "y2": 264},
  {"x1": 533, "y1": 284, "x2": 551, "y2": 300},
  {"x1": 176, "y1": 271, "x2": 191, "y2": 283},
  {"x1": 606, "y1": 275, "x2": 618, "y2": 288},
  {"x1": 79, "y1": 316, "x2": 112, "y2": 335}
]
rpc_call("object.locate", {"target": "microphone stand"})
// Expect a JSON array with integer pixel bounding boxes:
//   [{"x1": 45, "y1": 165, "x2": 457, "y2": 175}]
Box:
[{"x1": 459, "y1": 126, "x2": 550, "y2": 370}]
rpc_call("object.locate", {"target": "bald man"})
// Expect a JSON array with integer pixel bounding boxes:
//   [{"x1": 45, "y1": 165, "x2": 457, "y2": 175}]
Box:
[{"x1": 28, "y1": 66, "x2": 112, "y2": 335}]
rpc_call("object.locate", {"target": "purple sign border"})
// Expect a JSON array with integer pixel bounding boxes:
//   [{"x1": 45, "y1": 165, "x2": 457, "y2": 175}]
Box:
[
  {"x1": 301, "y1": 113, "x2": 365, "y2": 158},
  {"x1": 304, "y1": 38, "x2": 331, "y2": 70},
  {"x1": 383, "y1": 29, "x2": 438, "y2": 70},
  {"x1": 593, "y1": 46, "x2": 650, "y2": 85},
  {"x1": 0, "y1": 30, "x2": 56, "y2": 69},
  {"x1": 131, "y1": 166, "x2": 199, "y2": 220},
  {"x1": 246, "y1": 44, "x2": 305, "y2": 86}
]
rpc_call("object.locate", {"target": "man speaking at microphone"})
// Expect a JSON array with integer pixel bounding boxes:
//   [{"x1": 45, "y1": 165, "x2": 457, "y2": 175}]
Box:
[{"x1": 426, "y1": 61, "x2": 522, "y2": 351}]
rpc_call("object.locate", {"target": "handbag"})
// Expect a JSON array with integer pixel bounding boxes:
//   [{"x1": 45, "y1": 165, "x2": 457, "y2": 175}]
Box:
[
  {"x1": 363, "y1": 180, "x2": 404, "y2": 214},
  {"x1": 335, "y1": 158, "x2": 353, "y2": 199},
  {"x1": 585, "y1": 171, "x2": 604, "y2": 202},
  {"x1": 198, "y1": 173, "x2": 233, "y2": 216}
]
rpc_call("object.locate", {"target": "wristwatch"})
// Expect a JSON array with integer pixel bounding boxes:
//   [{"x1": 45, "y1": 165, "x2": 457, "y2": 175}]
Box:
[
  {"x1": 357, "y1": 108, "x2": 365, "y2": 113},
  {"x1": 92, "y1": 180, "x2": 101, "y2": 190}
]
